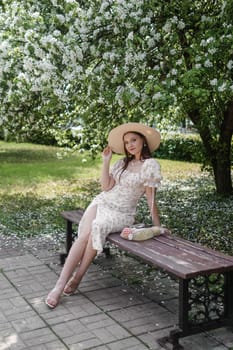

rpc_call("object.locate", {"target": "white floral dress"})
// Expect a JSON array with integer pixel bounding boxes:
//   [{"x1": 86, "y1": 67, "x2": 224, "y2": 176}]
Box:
[{"x1": 78, "y1": 158, "x2": 161, "y2": 255}]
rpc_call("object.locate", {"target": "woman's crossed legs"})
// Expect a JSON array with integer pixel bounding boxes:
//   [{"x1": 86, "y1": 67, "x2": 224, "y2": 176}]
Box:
[{"x1": 45, "y1": 205, "x2": 97, "y2": 309}]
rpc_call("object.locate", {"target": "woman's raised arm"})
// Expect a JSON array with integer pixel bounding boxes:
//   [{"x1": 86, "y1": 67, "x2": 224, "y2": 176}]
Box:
[{"x1": 100, "y1": 146, "x2": 116, "y2": 191}]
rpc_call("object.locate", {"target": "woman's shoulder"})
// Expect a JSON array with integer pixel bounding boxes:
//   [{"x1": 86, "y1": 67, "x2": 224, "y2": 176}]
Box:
[
  {"x1": 113, "y1": 158, "x2": 125, "y2": 167},
  {"x1": 141, "y1": 158, "x2": 161, "y2": 186},
  {"x1": 110, "y1": 158, "x2": 125, "y2": 174}
]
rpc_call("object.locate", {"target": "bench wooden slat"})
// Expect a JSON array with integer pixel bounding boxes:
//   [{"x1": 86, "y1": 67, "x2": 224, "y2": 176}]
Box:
[
  {"x1": 155, "y1": 235, "x2": 233, "y2": 272},
  {"x1": 157, "y1": 234, "x2": 233, "y2": 264},
  {"x1": 61, "y1": 210, "x2": 84, "y2": 224},
  {"x1": 107, "y1": 233, "x2": 233, "y2": 279}
]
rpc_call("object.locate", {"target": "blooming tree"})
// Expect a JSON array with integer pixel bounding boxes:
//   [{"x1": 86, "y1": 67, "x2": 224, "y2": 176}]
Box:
[{"x1": 0, "y1": 0, "x2": 233, "y2": 194}]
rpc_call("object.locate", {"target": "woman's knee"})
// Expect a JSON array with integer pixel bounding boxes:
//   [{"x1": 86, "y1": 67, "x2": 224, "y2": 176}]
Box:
[
  {"x1": 76, "y1": 232, "x2": 90, "y2": 246},
  {"x1": 78, "y1": 204, "x2": 97, "y2": 234}
]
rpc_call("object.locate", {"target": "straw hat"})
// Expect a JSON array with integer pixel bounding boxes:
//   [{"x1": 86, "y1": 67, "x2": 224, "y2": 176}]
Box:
[{"x1": 108, "y1": 122, "x2": 161, "y2": 154}]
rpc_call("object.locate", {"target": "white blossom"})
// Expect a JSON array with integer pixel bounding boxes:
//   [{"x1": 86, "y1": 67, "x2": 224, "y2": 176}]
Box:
[
  {"x1": 171, "y1": 16, "x2": 178, "y2": 24},
  {"x1": 139, "y1": 26, "x2": 147, "y2": 36},
  {"x1": 154, "y1": 33, "x2": 161, "y2": 41},
  {"x1": 40, "y1": 35, "x2": 58, "y2": 46},
  {"x1": 204, "y1": 59, "x2": 213, "y2": 68},
  {"x1": 170, "y1": 49, "x2": 176, "y2": 55},
  {"x1": 218, "y1": 83, "x2": 227, "y2": 92},
  {"x1": 195, "y1": 56, "x2": 201, "y2": 62},
  {"x1": 129, "y1": 86, "x2": 140, "y2": 99},
  {"x1": 94, "y1": 16, "x2": 102, "y2": 26},
  {"x1": 98, "y1": 96, "x2": 104, "y2": 104},
  {"x1": 227, "y1": 60, "x2": 233, "y2": 70},
  {"x1": 62, "y1": 70, "x2": 74, "y2": 81},
  {"x1": 201, "y1": 15, "x2": 208, "y2": 22},
  {"x1": 135, "y1": 52, "x2": 146, "y2": 61},
  {"x1": 23, "y1": 58, "x2": 34, "y2": 71},
  {"x1": 115, "y1": 86, "x2": 124, "y2": 107},
  {"x1": 147, "y1": 37, "x2": 155, "y2": 48},
  {"x1": 163, "y1": 22, "x2": 172, "y2": 33},
  {"x1": 38, "y1": 59, "x2": 56, "y2": 72},
  {"x1": 113, "y1": 26, "x2": 120, "y2": 34},
  {"x1": 153, "y1": 92, "x2": 162, "y2": 100},
  {"x1": 178, "y1": 20, "x2": 185, "y2": 29},
  {"x1": 208, "y1": 48, "x2": 217, "y2": 54},
  {"x1": 195, "y1": 64, "x2": 202, "y2": 69},
  {"x1": 51, "y1": 0, "x2": 58, "y2": 6},
  {"x1": 56, "y1": 14, "x2": 65, "y2": 24},
  {"x1": 99, "y1": 1, "x2": 109, "y2": 13},
  {"x1": 76, "y1": 65, "x2": 83, "y2": 73},
  {"x1": 53, "y1": 30, "x2": 61, "y2": 37},
  {"x1": 176, "y1": 59, "x2": 183, "y2": 65},
  {"x1": 206, "y1": 37, "x2": 214, "y2": 44},
  {"x1": 75, "y1": 47, "x2": 83, "y2": 61},
  {"x1": 125, "y1": 52, "x2": 134, "y2": 65},
  {"x1": 142, "y1": 16, "x2": 151, "y2": 24},
  {"x1": 171, "y1": 69, "x2": 178, "y2": 75},
  {"x1": 54, "y1": 88, "x2": 65, "y2": 98},
  {"x1": 25, "y1": 30, "x2": 34, "y2": 41},
  {"x1": 200, "y1": 40, "x2": 207, "y2": 47},
  {"x1": 210, "y1": 78, "x2": 218, "y2": 86},
  {"x1": 31, "y1": 12, "x2": 40, "y2": 19},
  {"x1": 127, "y1": 32, "x2": 134, "y2": 41}
]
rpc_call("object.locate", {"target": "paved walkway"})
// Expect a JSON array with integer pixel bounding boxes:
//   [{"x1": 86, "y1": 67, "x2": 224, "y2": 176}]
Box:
[{"x1": 0, "y1": 240, "x2": 233, "y2": 350}]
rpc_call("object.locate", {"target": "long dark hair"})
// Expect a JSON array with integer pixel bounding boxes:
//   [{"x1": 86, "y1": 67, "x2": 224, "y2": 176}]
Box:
[{"x1": 121, "y1": 131, "x2": 151, "y2": 175}]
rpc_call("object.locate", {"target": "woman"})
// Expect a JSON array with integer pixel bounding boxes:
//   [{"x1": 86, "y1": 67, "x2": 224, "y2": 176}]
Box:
[{"x1": 46, "y1": 122, "x2": 163, "y2": 309}]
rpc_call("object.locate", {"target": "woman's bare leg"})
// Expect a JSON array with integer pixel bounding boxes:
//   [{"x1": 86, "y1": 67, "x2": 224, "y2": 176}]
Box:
[
  {"x1": 64, "y1": 233, "x2": 97, "y2": 295},
  {"x1": 45, "y1": 205, "x2": 97, "y2": 308}
]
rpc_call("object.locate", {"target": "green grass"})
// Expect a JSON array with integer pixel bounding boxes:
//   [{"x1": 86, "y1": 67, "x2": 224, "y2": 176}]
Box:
[
  {"x1": 0, "y1": 141, "x2": 232, "y2": 255},
  {"x1": 0, "y1": 141, "x2": 102, "y2": 193},
  {"x1": 0, "y1": 140, "x2": 202, "y2": 190}
]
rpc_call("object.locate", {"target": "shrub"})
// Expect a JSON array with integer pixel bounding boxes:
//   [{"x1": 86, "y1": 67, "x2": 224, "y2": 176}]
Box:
[{"x1": 155, "y1": 133, "x2": 205, "y2": 163}]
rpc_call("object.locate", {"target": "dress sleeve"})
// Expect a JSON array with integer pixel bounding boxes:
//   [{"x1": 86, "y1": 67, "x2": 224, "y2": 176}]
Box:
[
  {"x1": 110, "y1": 159, "x2": 124, "y2": 179},
  {"x1": 141, "y1": 158, "x2": 162, "y2": 188}
]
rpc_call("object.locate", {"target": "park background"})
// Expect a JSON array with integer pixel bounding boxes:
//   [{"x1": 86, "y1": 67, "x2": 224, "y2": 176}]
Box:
[{"x1": 0, "y1": 1, "x2": 233, "y2": 265}]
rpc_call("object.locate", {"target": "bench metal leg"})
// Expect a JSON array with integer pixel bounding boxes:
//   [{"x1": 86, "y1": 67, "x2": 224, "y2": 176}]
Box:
[
  {"x1": 225, "y1": 271, "x2": 233, "y2": 321},
  {"x1": 60, "y1": 253, "x2": 68, "y2": 265},
  {"x1": 103, "y1": 247, "x2": 111, "y2": 257},
  {"x1": 158, "y1": 279, "x2": 187, "y2": 350},
  {"x1": 159, "y1": 272, "x2": 233, "y2": 348},
  {"x1": 158, "y1": 329, "x2": 184, "y2": 350},
  {"x1": 66, "y1": 220, "x2": 73, "y2": 253},
  {"x1": 179, "y1": 279, "x2": 189, "y2": 335},
  {"x1": 60, "y1": 219, "x2": 74, "y2": 265}
]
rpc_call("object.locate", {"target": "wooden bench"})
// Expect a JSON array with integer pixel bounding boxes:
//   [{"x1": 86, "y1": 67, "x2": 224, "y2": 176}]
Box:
[{"x1": 60, "y1": 209, "x2": 233, "y2": 350}]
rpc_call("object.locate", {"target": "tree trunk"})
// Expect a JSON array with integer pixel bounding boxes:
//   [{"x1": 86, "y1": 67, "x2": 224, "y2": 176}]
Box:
[
  {"x1": 213, "y1": 101, "x2": 233, "y2": 195},
  {"x1": 189, "y1": 105, "x2": 233, "y2": 196},
  {"x1": 213, "y1": 163, "x2": 232, "y2": 195},
  {"x1": 212, "y1": 151, "x2": 232, "y2": 195}
]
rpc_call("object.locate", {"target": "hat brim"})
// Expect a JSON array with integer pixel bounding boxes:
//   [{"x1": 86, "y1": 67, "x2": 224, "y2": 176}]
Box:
[{"x1": 108, "y1": 122, "x2": 161, "y2": 154}]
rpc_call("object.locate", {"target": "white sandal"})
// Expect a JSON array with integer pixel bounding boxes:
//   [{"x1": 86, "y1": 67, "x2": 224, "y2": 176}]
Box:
[
  {"x1": 45, "y1": 288, "x2": 62, "y2": 309},
  {"x1": 63, "y1": 278, "x2": 79, "y2": 296}
]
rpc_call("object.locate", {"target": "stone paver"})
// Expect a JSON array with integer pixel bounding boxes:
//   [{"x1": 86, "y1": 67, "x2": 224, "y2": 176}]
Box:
[{"x1": 0, "y1": 242, "x2": 233, "y2": 350}]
